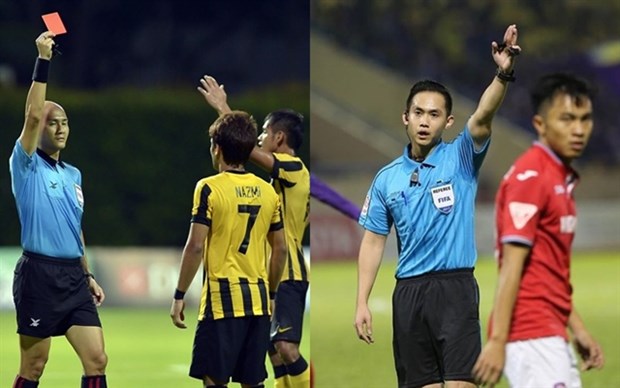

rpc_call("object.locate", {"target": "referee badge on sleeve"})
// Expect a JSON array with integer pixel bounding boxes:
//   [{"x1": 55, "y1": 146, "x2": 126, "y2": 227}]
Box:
[
  {"x1": 431, "y1": 183, "x2": 454, "y2": 214},
  {"x1": 74, "y1": 184, "x2": 84, "y2": 208}
]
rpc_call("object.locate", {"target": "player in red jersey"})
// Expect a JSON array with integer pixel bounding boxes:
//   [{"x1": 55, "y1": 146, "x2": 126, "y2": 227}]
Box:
[{"x1": 473, "y1": 73, "x2": 605, "y2": 387}]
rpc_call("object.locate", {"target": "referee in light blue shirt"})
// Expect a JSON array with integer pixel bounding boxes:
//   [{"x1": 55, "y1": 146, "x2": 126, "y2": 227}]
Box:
[
  {"x1": 8, "y1": 31, "x2": 108, "y2": 388},
  {"x1": 353, "y1": 24, "x2": 521, "y2": 388},
  {"x1": 360, "y1": 127, "x2": 487, "y2": 278}
]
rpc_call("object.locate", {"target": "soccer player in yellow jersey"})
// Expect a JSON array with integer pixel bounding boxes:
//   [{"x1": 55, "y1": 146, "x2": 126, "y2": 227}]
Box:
[
  {"x1": 198, "y1": 75, "x2": 311, "y2": 388},
  {"x1": 170, "y1": 111, "x2": 287, "y2": 388}
]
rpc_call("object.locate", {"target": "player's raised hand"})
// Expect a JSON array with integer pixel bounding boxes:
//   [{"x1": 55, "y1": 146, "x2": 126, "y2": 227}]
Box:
[
  {"x1": 491, "y1": 24, "x2": 521, "y2": 73},
  {"x1": 354, "y1": 304, "x2": 374, "y2": 344},
  {"x1": 170, "y1": 299, "x2": 187, "y2": 329},
  {"x1": 197, "y1": 75, "x2": 232, "y2": 115},
  {"x1": 35, "y1": 31, "x2": 56, "y2": 60}
]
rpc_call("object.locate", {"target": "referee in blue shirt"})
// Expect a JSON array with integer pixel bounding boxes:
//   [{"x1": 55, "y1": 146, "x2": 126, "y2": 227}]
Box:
[
  {"x1": 9, "y1": 32, "x2": 108, "y2": 388},
  {"x1": 354, "y1": 24, "x2": 521, "y2": 387}
]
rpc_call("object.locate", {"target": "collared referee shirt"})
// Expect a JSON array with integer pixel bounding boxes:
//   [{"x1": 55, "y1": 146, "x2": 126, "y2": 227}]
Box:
[
  {"x1": 359, "y1": 128, "x2": 489, "y2": 278},
  {"x1": 9, "y1": 140, "x2": 84, "y2": 259}
]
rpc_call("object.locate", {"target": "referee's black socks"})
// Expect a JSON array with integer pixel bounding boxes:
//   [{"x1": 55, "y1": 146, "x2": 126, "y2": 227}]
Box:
[
  {"x1": 13, "y1": 376, "x2": 39, "y2": 387},
  {"x1": 81, "y1": 374, "x2": 107, "y2": 388}
]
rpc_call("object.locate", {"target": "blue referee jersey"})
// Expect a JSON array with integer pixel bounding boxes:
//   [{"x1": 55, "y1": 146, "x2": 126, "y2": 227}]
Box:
[
  {"x1": 9, "y1": 140, "x2": 84, "y2": 259},
  {"x1": 359, "y1": 128, "x2": 489, "y2": 278}
]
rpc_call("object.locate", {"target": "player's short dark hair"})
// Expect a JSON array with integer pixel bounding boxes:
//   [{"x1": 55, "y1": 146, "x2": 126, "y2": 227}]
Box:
[
  {"x1": 531, "y1": 73, "x2": 596, "y2": 114},
  {"x1": 264, "y1": 109, "x2": 304, "y2": 150},
  {"x1": 405, "y1": 80, "x2": 453, "y2": 115},
  {"x1": 209, "y1": 111, "x2": 257, "y2": 165}
]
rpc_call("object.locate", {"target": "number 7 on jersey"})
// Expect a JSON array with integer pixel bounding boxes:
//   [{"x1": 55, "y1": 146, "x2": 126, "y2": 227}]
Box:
[{"x1": 237, "y1": 204, "x2": 261, "y2": 254}]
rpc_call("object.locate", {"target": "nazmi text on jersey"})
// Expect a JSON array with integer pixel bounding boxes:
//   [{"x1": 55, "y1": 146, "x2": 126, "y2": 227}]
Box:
[{"x1": 235, "y1": 186, "x2": 262, "y2": 198}]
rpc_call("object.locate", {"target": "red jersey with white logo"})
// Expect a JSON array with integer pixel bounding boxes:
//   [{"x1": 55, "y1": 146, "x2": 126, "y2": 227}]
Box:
[{"x1": 494, "y1": 142, "x2": 578, "y2": 341}]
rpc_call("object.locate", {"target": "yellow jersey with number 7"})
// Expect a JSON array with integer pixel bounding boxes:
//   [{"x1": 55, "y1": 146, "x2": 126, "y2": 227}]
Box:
[{"x1": 190, "y1": 170, "x2": 283, "y2": 320}]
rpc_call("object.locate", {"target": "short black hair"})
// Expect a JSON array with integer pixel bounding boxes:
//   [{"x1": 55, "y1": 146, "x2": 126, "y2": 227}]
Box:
[
  {"x1": 405, "y1": 80, "x2": 453, "y2": 115},
  {"x1": 264, "y1": 109, "x2": 304, "y2": 150},
  {"x1": 209, "y1": 111, "x2": 257, "y2": 166},
  {"x1": 531, "y1": 73, "x2": 596, "y2": 114}
]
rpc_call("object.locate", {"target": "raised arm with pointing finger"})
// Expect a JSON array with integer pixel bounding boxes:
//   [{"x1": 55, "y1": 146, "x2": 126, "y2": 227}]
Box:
[{"x1": 467, "y1": 24, "x2": 520, "y2": 148}]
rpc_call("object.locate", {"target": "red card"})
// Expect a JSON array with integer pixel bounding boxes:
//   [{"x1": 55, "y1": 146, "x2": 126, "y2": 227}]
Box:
[{"x1": 41, "y1": 12, "x2": 67, "y2": 35}]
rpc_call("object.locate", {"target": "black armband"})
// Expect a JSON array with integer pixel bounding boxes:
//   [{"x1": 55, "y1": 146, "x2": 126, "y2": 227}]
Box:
[
  {"x1": 269, "y1": 290, "x2": 277, "y2": 300},
  {"x1": 32, "y1": 58, "x2": 50, "y2": 83},
  {"x1": 174, "y1": 288, "x2": 186, "y2": 300},
  {"x1": 496, "y1": 68, "x2": 516, "y2": 83},
  {"x1": 85, "y1": 272, "x2": 95, "y2": 280}
]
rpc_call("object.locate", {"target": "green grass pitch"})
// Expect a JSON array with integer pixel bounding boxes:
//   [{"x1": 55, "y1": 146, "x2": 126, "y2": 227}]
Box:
[
  {"x1": 0, "y1": 252, "x2": 617, "y2": 387},
  {"x1": 311, "y1": 252, "x2": 620, "y2": 387},
  {"x1": 0, "y1": 309, "x2": 309, "y2": 387}
]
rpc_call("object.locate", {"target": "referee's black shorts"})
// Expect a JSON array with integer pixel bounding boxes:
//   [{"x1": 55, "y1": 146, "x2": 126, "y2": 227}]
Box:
[
  {"x1": 392, "y1": 268, "x2": 480, "y2": 387},
  {"x1": 13, "y1": 251, "x2": 101, "y2": 338}
]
